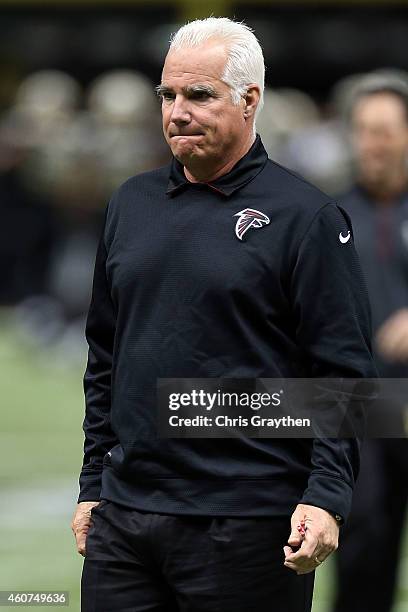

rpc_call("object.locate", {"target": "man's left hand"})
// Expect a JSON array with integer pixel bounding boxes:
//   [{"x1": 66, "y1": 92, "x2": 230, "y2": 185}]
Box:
[{"x1": 283, "y1": 503, "x2": 339, "y2": 574}]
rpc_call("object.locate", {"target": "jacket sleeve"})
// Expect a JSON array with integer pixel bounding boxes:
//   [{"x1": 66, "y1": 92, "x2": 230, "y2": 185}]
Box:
[
  {"x1": 290, "y1": 202, "x2": 377, "y2": 523},
  {"x1": 78, "y1": 203, "x2": 118, "y2": 502}
]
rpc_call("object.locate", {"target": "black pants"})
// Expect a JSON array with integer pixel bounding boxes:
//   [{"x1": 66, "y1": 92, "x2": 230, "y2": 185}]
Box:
[{"x1": 81, "y1": 500, "x2": 315, "y2": 612}]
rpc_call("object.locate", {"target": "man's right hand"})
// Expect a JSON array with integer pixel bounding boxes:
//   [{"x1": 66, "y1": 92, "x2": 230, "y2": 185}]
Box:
[{"x1": 71, "y1": 501, "x2": 100, "y2": 556}]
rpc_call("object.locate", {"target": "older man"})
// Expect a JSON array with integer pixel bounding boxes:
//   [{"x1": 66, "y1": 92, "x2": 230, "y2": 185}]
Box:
[{"x1": 72, "y1": 17, "x2": 376, "y2": 612}]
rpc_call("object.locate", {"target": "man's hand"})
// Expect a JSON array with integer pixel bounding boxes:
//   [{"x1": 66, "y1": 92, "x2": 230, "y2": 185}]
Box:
[
  {"x1": 376, "y1": 308, "x2": 408, "y2": 363},
  {"x1": 283, "y1": 503, "x2": 339, "y2": 575},
  {"x1": 71, "y1": 501, "x2": 100, "y2": 556}
]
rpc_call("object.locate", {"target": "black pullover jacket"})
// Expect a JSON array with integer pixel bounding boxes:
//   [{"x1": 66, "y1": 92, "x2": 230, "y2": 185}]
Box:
[{"x1": 78, "y1": 135, "x2": 377, "y2": 522}]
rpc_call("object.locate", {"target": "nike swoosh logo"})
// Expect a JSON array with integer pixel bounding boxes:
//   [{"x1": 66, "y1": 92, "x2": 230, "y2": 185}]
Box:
[{"x1": 339, "y1": 231, "x2": 351, "y2": 244}]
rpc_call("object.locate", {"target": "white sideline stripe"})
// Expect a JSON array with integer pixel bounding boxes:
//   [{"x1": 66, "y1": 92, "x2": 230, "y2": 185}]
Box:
[{"x1": 0, "y1": 480, "x2": 78, "y2": 529}]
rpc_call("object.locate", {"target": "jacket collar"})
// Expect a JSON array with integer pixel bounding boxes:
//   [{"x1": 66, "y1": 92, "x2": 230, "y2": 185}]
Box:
[{"x1": 166, "y1": 134, "x2": 268, "y2": 197}]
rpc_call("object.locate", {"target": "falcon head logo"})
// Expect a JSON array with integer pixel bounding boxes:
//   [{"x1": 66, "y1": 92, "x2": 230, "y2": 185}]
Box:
[{"x1": 234, "y1": 208, "x2": 270, "y2": 241}]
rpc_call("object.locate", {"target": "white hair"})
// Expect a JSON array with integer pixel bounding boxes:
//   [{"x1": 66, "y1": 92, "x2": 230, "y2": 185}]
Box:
[{"x1": 169, "y1": 17, "x2": 265, "y2": 132}]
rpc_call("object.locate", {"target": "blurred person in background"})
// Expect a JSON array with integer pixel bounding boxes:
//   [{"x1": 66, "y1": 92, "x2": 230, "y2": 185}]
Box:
[
  {"x1": 72, "y1": 16, "x2": 377, "y2": 612},
  {"x1": 0, "y1": 101, "x2": 55, "y2": 306},
  {"x1": 333, "y1": 72, "x2": 408, "y2": 612},
  {"x1": 0, "y1": 68, "x2": 166, "y2": 360},
  {"x1": 0, "y1": 70, "x2": 91, "y2": 347}
]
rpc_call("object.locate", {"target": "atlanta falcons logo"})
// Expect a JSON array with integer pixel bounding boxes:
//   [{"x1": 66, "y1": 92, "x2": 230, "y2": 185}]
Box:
[{"x1": 234, "y1": 208, "x2": 270, "y2": 241}]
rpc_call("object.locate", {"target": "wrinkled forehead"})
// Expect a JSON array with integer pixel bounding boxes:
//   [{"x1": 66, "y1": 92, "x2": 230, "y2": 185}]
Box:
[{"x1": 162, "y1": 41, "x2": 229, "y2": 84}]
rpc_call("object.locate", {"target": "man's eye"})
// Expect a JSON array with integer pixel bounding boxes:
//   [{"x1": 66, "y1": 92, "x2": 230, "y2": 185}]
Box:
[
  {"x1": 193, "y1": 91, "x2": 211, "y2": 100},
  {"x1": 161, "y1": 92, "x2": 175, "y2": 101}
]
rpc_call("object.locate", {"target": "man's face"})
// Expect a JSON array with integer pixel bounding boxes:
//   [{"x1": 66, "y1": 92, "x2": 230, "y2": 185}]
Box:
[
  {"x1": 159, "y1": 40, "x2": 248, "y2": 169},
  {"x1": 351, "y1": 92, "x2": 408, "y2": 186}
]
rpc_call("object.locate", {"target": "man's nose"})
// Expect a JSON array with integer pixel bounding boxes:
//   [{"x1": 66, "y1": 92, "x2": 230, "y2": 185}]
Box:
[{"x1": 170, "y1": 95, "x2": 191, "y2": 126}]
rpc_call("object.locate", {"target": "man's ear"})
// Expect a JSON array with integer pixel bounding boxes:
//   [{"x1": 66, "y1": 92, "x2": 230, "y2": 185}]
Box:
[{"x1": 243, "y1": 85, "x2": 260, "y2": 118}]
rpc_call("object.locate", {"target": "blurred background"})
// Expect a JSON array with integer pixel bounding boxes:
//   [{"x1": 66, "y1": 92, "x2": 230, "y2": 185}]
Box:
[{"x1": 0, "y1": 1, "x2": 407, "y2": 610}]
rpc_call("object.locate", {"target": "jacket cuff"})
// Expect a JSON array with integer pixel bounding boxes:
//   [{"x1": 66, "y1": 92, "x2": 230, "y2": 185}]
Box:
[
  {"x1": 78, "y1": 469, "x2": 103, "y2": 502},
  {"x1": 300, "y1": 473, "x2": 353, "y2": 524}
]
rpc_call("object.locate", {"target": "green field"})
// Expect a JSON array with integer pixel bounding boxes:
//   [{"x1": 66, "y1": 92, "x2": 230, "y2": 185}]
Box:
[{"x1": 1, "y1": 321, "x2": 407, "y2": 612}]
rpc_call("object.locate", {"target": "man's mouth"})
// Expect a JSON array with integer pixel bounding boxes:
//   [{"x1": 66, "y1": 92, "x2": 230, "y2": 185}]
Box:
[{"x1": 170, "y1": 133, "x2": 204, "y2": 138}]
